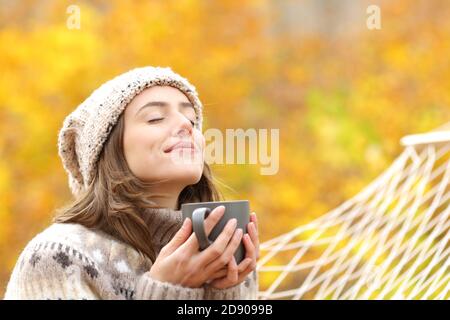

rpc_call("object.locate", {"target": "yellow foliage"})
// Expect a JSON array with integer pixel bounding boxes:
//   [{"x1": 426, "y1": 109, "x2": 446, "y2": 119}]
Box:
[{"x1": 1, "y1": 0, "x2": 449, "y2": 297}]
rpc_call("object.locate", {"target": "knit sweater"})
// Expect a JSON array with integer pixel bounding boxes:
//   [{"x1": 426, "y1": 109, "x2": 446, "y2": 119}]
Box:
[{"x1": 3, "y1": 207, "x2": 258, "y2": 300}]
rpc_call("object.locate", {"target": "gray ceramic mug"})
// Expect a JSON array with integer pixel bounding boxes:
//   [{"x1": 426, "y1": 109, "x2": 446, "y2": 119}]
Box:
[{"x1": 181, "y1": 200, "x2": 250, "y2": 264}]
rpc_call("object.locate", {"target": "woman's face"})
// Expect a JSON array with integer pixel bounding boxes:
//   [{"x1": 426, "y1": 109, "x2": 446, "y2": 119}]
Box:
[{"x1": 123, "y1": 85, "x2": 205, "y2": 189}]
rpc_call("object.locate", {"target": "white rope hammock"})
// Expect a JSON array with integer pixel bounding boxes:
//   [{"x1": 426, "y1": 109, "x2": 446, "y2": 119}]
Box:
[{"x1": 257, "y1": 124, "x2": 450, "y2": 300}]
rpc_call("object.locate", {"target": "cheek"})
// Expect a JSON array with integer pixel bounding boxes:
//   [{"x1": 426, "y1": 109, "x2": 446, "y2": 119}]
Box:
[{"x1": 124, "y1": 128, "x2": 163, "y2": 167}]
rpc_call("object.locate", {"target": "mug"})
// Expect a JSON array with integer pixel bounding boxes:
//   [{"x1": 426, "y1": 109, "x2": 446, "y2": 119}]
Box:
[{"x1": 181, "y1": 200, "x2": 250, "y2": 264}]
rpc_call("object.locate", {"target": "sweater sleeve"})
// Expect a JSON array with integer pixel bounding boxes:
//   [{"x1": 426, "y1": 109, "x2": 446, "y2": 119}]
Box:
[
  {"x1": 4, "y1": 243, "x2": 101, "y2": 300},
  {"x1": 203, "y1": 270, "x2": 259, "y2": 300},
  {"x1": 135, "y1": 272, "x2": 204, "y2": 300},
  {"x1": 4, "y1": 241, "x2": 205, "y2": 300}
]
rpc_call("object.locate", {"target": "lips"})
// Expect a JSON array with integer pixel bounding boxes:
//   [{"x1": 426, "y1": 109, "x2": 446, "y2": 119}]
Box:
[{"x1": 164, "y1": 140, "x2": 195, "y2": 153}]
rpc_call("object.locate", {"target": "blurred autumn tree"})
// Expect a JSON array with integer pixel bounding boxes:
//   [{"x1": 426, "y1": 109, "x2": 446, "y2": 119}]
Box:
[{"x1": 0, "y1": 0, "x2": 449, "y2": 296}]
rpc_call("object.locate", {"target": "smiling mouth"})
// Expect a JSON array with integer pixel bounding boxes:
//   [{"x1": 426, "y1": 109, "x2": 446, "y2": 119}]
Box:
[
  {"x1": 164, "y1": 141, "x2": 197, "y2": 153},
  {"x1": 167, "y1": 146, "x2": 195, "y2": 153}
]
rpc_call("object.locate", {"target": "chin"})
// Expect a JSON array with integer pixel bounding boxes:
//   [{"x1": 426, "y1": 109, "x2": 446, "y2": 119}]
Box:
[{"x1": 173, "y1": 166, "x2": 202, "y2": 184}]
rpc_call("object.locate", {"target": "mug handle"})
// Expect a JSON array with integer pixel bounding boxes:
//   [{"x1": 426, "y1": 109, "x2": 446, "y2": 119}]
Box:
[{"x1": 192, "y1": 207, "x2": 213, "y2": 250}]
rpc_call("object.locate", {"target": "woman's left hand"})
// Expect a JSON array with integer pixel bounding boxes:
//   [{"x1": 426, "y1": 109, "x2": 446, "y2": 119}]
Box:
[{"x1": 207, "y1": 212, "x2": 260, "y2": 289}]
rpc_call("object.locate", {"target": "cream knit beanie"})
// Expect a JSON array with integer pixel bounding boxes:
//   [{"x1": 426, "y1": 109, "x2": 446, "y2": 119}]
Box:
[{"x1": 57, "y1": 66, "x2": 203, "y2": 198}]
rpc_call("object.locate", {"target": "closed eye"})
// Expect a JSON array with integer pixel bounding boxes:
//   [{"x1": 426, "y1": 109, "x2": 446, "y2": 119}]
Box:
[
  {"x1": 148, "y1": 118, "x2": 164, "y2": 123},
  {"x1": 179, "y1": 116, "x2": 197, "y2": 127},
  {"x1": 147, "y1": 117, "x2": 196, "y2": 126}
]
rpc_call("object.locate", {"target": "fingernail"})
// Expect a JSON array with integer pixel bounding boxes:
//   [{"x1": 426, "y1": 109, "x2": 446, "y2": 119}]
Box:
[
  {"x1": 236, "y1": 228, "x2": 243, "y2": 236},
  {"x1": 230, "y1": 218, "x2": 237, "y2": 226},
  {"x1": 212, "y1": 206, "x2": 225, "y2": 217}
]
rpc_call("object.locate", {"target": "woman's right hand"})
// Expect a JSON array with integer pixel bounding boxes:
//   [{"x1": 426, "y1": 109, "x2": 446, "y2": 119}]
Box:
[{"x1": 148, "y1": 205, "x2": 243, "y2": 288}]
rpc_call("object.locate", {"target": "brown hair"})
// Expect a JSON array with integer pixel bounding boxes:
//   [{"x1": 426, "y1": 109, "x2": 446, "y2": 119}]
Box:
[{"x1": 54, "y1": 113, "x2": 223, "y2": 262}]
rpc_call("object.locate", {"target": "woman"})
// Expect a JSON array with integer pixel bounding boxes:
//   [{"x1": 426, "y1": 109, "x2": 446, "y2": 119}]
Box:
[{"x1": 4, "y1": 66, "x2": 259, "y2": 300}]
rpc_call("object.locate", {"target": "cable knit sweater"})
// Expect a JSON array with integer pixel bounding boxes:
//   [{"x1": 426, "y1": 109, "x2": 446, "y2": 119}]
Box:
[{"x1": 3, "y1": 207, "x2": 258, "y2": 300}]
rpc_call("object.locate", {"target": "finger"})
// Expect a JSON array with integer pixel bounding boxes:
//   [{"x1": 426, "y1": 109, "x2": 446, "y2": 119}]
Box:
[
  {"x1": 247, "y1": 222, "x2": 257, "y2": 243},
  {"x1": 237, "y1": 258, "x2": 252, "y2": 273},
  {"x1": 210, "y1": 268, "x2": 229, "y2": 280},
  {"x1": 250, "y1": 212, "x2": 258, "y2": 235},
  {"x1": 204, "y1": 205, "x2": 226, "y2": 236},
  {"x1": 237, "y1": 264, "x2": 255, "y2": 283},
  {"x1": 247, "y1": 222, "x2": 260, "y2": 260},
  {"x1": 204, "y1": 227, "x2": 243, "y2": 272},
  {"x1": 243, "y1": 233, "x2": 256, "y2": 261},
  {"x1": 162, "y1": 218, "x2": 192, "y2": 256},
  {"x1": 227, "y1": 256, "x2": 239, "y2": 283},
  {"x1": 210, "y1": 257, "x2": 251, "y2": 283},
  {"x1": 198, "y1": 218, "x2": 238, "y2": 264},
  {"x1": 250, "y1": 212, "x2": 260, "y2": 259},
  {"x1": 183, "y1": 205, "x2": 226, "y2": 251},
  {"x1": 210, "y1": 257, "x2": 251, "y2": 289}
]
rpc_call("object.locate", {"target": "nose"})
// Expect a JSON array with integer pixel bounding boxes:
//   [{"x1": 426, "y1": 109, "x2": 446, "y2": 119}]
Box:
[{"x1": 173, "y1": 113, "x2": 193, "y2": 137}]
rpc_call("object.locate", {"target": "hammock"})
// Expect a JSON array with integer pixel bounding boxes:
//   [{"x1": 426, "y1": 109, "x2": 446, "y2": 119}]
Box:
[{"x1": 257, "y1": 123, "x2": 450, "y2": 300}]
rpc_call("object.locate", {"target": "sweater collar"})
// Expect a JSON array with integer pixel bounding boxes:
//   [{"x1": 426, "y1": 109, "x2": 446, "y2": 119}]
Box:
[{"x1": 139, "y1": 206, "x2": 184, "y2": 255}]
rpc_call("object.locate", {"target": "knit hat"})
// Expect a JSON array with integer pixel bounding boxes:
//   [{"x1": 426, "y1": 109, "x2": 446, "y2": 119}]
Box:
[{"x1": 57, "y1": 66, "x2": 203, "y2": 198}]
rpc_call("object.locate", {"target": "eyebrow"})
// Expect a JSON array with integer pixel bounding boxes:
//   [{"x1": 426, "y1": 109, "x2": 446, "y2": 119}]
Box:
[{"x1": 135, "y1": 101, "x2": 195, "y2": 118}]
